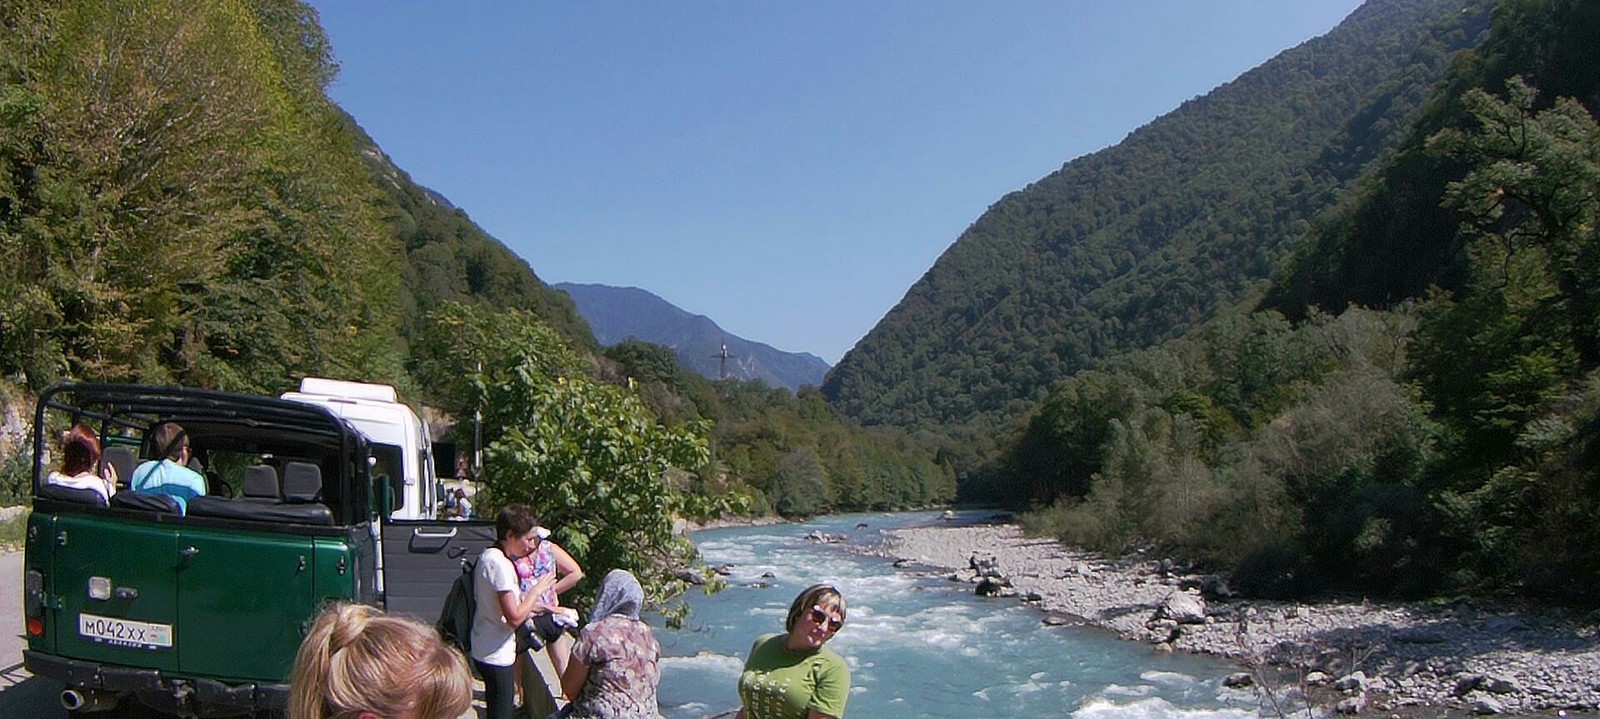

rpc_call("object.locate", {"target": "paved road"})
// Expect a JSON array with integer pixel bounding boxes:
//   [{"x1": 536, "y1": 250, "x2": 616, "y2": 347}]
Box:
[
  {"x1": 1, "y1": 549, "x2": 68, "y2": 719},
  {"x1": 0, "y1": 549, "x2": 555, "y2": 718}
]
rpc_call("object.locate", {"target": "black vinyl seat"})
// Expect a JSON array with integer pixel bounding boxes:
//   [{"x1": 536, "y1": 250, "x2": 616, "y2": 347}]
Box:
[
  {"x1": 282, "y1": 462, "x2": 323, "y2": 503},
  {"x1": 100, "y1": 445, "x2": 136, "y2": 489},
  {"x1": 110, "y1": 492, "x2": 182, "y2": 514},
  {"x1": 36, "y1": 483, "x2": 108, "y2": 507},
  {"x1": 187, "y1": 461, "x2": 333, "y2": 525},
  {"x1": 240, "y1": 465, "x2": 280, "y2": 503},
  {"x1": 186, "y1": 495, "x2": 335, "y2": 525}
]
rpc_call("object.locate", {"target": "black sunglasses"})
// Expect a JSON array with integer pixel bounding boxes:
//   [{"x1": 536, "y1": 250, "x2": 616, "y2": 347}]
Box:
[{"x1": 808, "y1": 606, "x2": 843, "y2": 632}]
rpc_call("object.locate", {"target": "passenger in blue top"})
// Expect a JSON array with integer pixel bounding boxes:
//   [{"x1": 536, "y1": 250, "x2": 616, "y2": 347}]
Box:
[{"x1": 130, "y1": 422, "x2": 207, "y2": 512}]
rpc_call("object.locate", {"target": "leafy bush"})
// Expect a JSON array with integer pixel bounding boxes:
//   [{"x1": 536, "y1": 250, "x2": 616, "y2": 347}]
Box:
[
  {"x1": 1021, "y1": 497, "x2": 1123, "y2": 555},
  {"x1": 1313, "y1": 482, "x2": 1450, "y2": 597},
  {"x1": 0, "y1": 447, "x2": 30, "y2": 508},
  {"x1": 416, "y1": 302, "x2": 718, "y2": 605}
]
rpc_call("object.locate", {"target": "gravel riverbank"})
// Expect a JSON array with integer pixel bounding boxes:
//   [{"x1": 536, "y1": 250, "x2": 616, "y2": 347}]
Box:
[{"x1": 870, "y1": 522, "x2": 1600, "y2": 716}]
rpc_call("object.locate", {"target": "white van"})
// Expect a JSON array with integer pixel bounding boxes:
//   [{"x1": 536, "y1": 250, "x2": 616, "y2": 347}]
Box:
[{"x1": 281, "y1": 377, "x2": 439, "y2": 520}]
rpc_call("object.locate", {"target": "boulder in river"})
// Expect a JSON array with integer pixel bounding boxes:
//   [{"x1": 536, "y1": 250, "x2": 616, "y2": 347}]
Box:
[{"x1": 975, "y1": 577, "x2": 1006, "y2": 597}]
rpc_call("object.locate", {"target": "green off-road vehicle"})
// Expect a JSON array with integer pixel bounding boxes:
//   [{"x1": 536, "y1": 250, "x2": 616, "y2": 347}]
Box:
[{"x1": 22, "y1": 381, "x2": 492, "y2": 717}]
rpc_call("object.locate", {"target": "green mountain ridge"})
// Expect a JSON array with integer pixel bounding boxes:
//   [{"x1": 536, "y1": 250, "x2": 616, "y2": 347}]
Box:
[
  {"x1": 822, "y1": 0, "x2": 1491, "y2": 434},
  {"x1": 973, "y1": 0, "x2": 1600, "y2": 602}
]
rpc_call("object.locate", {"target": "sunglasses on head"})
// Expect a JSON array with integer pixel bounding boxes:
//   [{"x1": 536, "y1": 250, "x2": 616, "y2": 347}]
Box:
[{"x1": 808, "y1": 606, "x2": 843, "y2": 632}]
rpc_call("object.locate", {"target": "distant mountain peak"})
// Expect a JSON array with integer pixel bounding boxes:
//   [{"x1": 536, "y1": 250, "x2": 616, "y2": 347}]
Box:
[{"x1": 554, "y1": 282, "x2": 829, "y2": 392}]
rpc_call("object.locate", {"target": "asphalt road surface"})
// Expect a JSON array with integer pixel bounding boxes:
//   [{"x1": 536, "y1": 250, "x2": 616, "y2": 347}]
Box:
[
  {"x1": 1, "y1": 548, "x2": 550, "y2": 718},
  {"x1": 1, "y1": 548, "x2": 69, "y2": 719}
]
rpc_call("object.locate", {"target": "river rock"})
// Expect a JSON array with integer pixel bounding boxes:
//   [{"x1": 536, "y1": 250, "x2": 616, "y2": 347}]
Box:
[
  {"x1": 1486, "y1": 617, "x2": 1528, "y2": 633},
  {"x1": 1473, "y1": 697, "x2": 1506, "y2": 715},
  {"x1": 1154, "y1": 591, "x2": 1207, "y2": 625},
  {"x1": 1395, "y1": 628, "x2": 1445, "y2": 644},
  {"x1": 1483, "y1": 676, "x2": 1520, "y2": 694},
  {"x1": 1455, "y1": 673, "x2": 1486, "y2": 696},
  {"x1": 1335, "y1": 671, "x2": 1368, "y2": 692},
  {"x1": 1335, "y1": 693, "x2": 1369, "y2": 714},
  {"x1": 975, "y1": 577, "x2": 1006, "y2": 597},
  {"x1": 1223, "y1": 672, "x2": 1254, "y2": 688}
]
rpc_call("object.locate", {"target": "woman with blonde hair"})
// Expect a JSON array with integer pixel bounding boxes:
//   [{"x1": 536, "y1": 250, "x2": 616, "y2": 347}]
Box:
[{"x1": 288, "y1": 603, "x2": 473, "y2": 719}]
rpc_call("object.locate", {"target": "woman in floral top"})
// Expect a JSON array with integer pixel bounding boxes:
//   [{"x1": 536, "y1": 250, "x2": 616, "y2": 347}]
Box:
[{"x1": 554, "y1": 569, "x2": 660, "y2": 719}]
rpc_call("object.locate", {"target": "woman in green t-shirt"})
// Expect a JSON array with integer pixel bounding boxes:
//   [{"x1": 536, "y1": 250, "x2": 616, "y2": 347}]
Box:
[{"x1": 736, "y1": 584, "x2": 851, "y2": 719}]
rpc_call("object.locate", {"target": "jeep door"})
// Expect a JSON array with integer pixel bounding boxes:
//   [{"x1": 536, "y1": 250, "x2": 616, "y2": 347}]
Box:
[
  {"x1": 380, "y1": 520, "x2": 495, "y2": 624},
  {"x1": 174, "y1": 525, "x2": 319, "y2": 681},
  {"x1": 47, "y1": 513, "x2": 181, "y2": 672}
]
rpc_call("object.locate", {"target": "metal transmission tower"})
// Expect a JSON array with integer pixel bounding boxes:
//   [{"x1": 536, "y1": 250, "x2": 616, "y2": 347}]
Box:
[{"x1": 713, "y1": 342, "x2": 730, "y2": 380}]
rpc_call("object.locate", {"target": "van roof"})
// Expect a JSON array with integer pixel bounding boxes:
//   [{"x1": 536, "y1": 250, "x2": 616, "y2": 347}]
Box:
[{"x1": 295, "y1": 377, "x2": 398, "y2": 403}]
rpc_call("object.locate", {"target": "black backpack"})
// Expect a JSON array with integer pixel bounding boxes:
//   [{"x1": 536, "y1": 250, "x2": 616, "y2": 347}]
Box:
[{"x1": 436, "y1": 558, "x2": 476, "y2": 654}]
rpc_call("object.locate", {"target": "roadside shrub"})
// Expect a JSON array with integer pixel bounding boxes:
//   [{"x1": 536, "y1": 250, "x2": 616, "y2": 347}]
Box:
[{"x1": 0, "y1": 444, "x2": 29, "y2": 507}]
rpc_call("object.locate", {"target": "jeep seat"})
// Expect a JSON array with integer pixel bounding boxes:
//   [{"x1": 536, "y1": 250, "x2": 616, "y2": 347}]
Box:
[
  {"x1": 240, "y1": 465, "x2": 280, "y2": 503},
  {"x1": 282, "y1": 461, "x2": 323, "y2": 503},
  {"x1": 36, "y1": 483, "x2": 109, "y2": 507},
  {"x1": 110, "y1": 492, "x2": 182, "y2": 514},
  {"x1": 100, "y1": 445, "x2": 136, "y2": 489}
]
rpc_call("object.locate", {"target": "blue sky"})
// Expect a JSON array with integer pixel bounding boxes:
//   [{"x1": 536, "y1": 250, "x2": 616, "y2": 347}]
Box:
[{"x1": 310, "y1": 2, "x2": 1364, "y2": 364}]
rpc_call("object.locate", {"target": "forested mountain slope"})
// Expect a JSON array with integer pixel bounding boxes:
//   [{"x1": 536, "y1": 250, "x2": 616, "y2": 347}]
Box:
[
  {"x1": 0, "y1": 0, "x2": 592, "y2": 396},
  {"x1": 556, "y1": 282, "x2": 830, "y2": 392},
  {"x1": 0, "y1": 0, "x2": 408, "y2": 393},
  {"x1": 351, "y1": 122, "x2": 596, "y2": 358},
  {"x1": 1265, "y1": 0, "x2": 1600, "y2": 318},
  {"x1": 983, "y1": 0, "x2": 1600, "y2": 602},
  {"x1": 822, "y1": 0, "x2": 1491, "y2": 433}
]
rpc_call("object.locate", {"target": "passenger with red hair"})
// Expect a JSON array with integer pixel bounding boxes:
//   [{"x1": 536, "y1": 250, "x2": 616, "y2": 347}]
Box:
[{"x1": 46, "y1": 423, "x2": 118, "y2": 502}]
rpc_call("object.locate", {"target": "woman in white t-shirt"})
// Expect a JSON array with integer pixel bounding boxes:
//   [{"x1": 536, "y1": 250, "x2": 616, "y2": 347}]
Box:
[
  {"x1": 46, "y1": 423, "x2": 117, "y2": 502},
  {"x1": 472, "y1": 504, "x2": 558, "y2": 719}
]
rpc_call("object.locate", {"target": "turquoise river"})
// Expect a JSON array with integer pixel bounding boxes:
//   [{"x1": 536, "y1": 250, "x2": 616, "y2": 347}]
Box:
[{"x1": 648, "y1": 510, "x2": 1266, "y2": 719}]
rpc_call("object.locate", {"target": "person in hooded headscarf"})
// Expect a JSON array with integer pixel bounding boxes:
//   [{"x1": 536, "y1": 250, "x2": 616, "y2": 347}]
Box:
[{"x1": 551, "y1": 569, "x2": 660, "y2": 719}]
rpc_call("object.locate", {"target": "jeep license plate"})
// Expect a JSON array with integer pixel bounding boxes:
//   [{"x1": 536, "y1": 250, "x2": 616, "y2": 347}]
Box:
[{"x1": 79, "y1": 613, "x2": 173, "y2": 650}]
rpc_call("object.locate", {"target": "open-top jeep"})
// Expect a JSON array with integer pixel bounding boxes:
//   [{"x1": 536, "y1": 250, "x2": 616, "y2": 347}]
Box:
[{"x1": 22, "y1": 381, "x2": 494, "y2": 717}]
